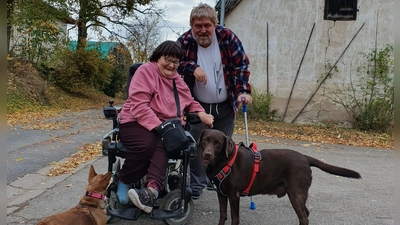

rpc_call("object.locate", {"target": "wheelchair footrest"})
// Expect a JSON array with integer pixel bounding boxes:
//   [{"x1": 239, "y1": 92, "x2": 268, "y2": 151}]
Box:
[
  {"x1": 151, "y1": 208, "x2": 185, "y2": 220},
  {"x1": 107, "y1": 205, "x2": 141, "y2": 220}
]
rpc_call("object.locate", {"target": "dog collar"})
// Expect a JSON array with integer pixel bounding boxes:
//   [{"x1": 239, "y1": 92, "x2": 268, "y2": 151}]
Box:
[{"x1": 85, "y1": 191, "x2": 105, "y2": 200}]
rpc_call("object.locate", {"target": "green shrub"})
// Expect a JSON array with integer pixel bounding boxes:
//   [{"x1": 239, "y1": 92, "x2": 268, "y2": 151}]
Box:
[
  {"x1": 355, "y1": 97, "x2": 393, "y2": 131},
  {"x1": 8, "y1": 0, "x2": 68, "y2": 62},
  {"x1": 324, "y1": 45, "x2": 394, "y2": 132},
  {"x1": 237, "y1": 88, "x2": 277, "y2": 121},
  {"x1": 49, "y1": 48, "x2": 113, "y2": 94},
  {"x1": 101, "y1": 46, "x2": 132, "y2": 97},
  {"x1": 351, "y1": 45, "x2": 394, "y2": 132}
]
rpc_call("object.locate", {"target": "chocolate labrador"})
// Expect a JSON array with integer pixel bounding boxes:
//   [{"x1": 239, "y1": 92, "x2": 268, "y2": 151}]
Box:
[{"x1": 198, "y1": 129, "x2": 361, "y2": 225}]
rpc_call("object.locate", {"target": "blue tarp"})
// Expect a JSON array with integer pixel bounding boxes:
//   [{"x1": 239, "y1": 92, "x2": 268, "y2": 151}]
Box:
[{"x1": 68, "y1": 41, "x2": 117, "y2": 58}]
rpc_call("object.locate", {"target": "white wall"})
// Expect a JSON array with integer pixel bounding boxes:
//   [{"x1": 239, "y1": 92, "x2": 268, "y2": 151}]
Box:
[
  {"x1": 9, "y1": 20, "x2": 69, "y2": 60},
  {"x1": 223, "y1": 0, "x2": 394, "y2": 125}
]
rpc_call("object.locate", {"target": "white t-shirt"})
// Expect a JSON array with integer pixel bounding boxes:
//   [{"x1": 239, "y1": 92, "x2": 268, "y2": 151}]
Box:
[{"x1": 193, "y1": 33, "x2": 228, "y2": 103}]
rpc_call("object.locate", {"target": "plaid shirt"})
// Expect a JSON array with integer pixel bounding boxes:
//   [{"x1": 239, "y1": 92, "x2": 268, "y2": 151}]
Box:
[{"x1": 177, "y1": 25, "x2": 252, "y2": 114}]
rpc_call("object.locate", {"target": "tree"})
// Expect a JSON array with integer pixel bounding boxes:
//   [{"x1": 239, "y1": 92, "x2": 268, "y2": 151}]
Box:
[
  {"x1": 8, "y1": 0, "x2": 69, "y2": 61},
  {"x1": 126, "y1": 13, "x2": 162, "y2": 62},
  {"x1": 102, "y1": 43, "x2": 133, "y2": 97},
  {"x1": 7, "y1": 0, "x2": 14, "y2": 51},
  {"x1": 8, "y1": 0, "x2": 165, "y2": 96},
  {"x1": 8, "y1": 0, "x2": 165, "y2": 61},
  {"x1": 66, "y1": 0, "x2": 164, "y2": 51}
]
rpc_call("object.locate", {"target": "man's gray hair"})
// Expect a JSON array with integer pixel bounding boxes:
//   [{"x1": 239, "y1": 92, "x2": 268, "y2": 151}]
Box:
[{"x1": 190, "y1": 3, "x2": 219, "y2": 26}]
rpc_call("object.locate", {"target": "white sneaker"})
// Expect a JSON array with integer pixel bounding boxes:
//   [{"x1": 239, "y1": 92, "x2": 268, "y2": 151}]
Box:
[{"x1": 128, "y1": 188, "x2": 156, "y2": 213}]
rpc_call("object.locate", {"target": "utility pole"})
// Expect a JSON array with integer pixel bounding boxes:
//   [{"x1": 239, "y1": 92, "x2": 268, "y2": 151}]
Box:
[{"x1": 219, "y1": 0, "x2": 225, "y2": 26}]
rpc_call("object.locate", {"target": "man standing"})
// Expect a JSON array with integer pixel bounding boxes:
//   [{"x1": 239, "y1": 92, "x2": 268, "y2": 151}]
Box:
[{"x1": 177, "y1": 3, "x2": 252, "y2": 199}]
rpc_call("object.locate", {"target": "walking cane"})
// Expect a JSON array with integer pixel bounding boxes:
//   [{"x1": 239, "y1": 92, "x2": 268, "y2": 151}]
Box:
[{"x1": 241, "y1": 97, "x2": 256, "y2": 210}]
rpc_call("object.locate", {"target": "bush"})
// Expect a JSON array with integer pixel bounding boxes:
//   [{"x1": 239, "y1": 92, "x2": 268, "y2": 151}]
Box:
[
  {"x1": 355, "y1": 97, "x2": 393, "y2": 131},
  {"x1": 101, "y1": 45, "x2": 132, "y2": 97},
  {"x1": 237, "y1": 88, "x2": 277, "y2": 121},
  {"x1": 324, "y1": 45, "x2": 394, "y2": 132},
  {"x1": 49, "y1": 48, "x2": 113, "y2": 94},
  {"x1": 351, "y1": 46, "x2": 394, "y2": 132}
]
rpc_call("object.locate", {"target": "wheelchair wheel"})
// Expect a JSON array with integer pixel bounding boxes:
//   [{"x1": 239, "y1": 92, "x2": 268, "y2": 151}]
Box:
[
  {"x1": 160, "y1": 190, "x2": 194, "y2": 225},
  {"x1": 106, "y1": 158, "x2": 121, "y2": 223}
]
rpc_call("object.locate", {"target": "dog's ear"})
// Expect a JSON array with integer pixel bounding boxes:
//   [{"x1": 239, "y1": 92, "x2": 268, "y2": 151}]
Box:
[
  {"x1": 88, "y1": 164, "x2": 97, "y2": 180},
  {"x1": 104, "y1": 172, "x2": 112, "y2": 181},
  {"x1": 224, "y1": 135, "x2": 236, "y2": 158},
  {"x1": 196, "y1": 129, "x2": 206, "y2": 153},
  {"x1": 102, "y1": 172, "x2": 112, "y2": 187}
]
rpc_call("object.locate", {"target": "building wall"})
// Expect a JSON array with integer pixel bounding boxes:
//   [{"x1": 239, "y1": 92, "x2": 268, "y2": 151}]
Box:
[
  {"x1": 9, "y1": 20, "x2": 70, "y2": 60},
  {"x1": 223, "y1": 0, "x2": 394, "y2": 125}
]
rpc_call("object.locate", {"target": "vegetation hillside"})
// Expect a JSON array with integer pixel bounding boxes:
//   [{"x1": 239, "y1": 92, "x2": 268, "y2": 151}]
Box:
[{"x1": 7, "y1": 59, "x2": 125, "y2": 125}]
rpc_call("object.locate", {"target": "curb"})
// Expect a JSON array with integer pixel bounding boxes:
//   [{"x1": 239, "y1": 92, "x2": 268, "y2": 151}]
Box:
[{"x1": 7, "y1": 154, "x2": 104, "y2": 215}]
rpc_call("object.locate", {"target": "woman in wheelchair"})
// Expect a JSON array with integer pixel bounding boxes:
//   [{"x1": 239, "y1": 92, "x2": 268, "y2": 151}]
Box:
[{"x1": 117, "y1": 40, "x2": 214, "y2": 213}]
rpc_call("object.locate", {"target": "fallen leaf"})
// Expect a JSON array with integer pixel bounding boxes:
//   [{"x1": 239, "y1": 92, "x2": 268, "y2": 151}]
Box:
[{"x1": 47, "y1": 142, "x2": 102, "y2": 176}]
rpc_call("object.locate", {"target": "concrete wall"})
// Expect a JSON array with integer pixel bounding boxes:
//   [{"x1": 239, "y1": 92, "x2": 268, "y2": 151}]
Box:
[{"x1": 223, "y1": 0, "x2": 394, "y2": 126}]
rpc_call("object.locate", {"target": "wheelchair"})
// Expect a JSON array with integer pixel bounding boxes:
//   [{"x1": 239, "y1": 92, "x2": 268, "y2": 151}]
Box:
[{"x1": 101, "y1": 100, "x2": 199, "y2": 225}]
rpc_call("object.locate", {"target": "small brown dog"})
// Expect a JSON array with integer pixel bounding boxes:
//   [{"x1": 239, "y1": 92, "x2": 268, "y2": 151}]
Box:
[
  {"x1": 198, "y1": 129, "x2": 361, "y2": 225},
  {"x1": 37, "y1": 165, "x2": 112, "y2": 225}
]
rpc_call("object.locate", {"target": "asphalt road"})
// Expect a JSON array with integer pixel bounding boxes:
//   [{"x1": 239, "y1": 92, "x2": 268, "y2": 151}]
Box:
[
  {"x1": 7, "y1": 108, "x2": 110, "y2": 183},
  {"x1": 7, "y1": 109, "x2": 394, "y2": 225}
]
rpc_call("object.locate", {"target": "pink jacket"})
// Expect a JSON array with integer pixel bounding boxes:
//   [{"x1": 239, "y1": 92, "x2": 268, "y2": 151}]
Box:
[{"x1": 120, "y1": 62, "x2": 205, "y2": 131}]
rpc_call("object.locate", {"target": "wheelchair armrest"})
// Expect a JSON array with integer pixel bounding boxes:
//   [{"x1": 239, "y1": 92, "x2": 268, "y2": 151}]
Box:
[
  {"x1": 116, "y1": 142, "x2": 127, "y2": 157},
  {"x1": 185, "y1": 112, "x2": 201, "y2": 125},
  {"x1": 102, "y1": 128, "x2": 119, "y2": 139},
  {"x1": 184, "y1": 131, "x2": 197, "y2": 159}
]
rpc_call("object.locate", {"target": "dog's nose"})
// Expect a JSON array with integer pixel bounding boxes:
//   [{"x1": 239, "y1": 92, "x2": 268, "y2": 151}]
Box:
[{"x1": 203, "y1": 150, "x2": 212, "y2": 158}]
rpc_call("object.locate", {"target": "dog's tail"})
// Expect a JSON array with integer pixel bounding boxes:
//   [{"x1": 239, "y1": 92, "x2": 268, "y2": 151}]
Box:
[{"x1": 306, "y1": 156, "x2": 361, "y2": 179}]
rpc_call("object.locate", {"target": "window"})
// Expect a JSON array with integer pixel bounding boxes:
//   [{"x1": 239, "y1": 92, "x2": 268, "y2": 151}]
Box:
[{"x1": 324, "y1": 0, "x2": 358, "y2": 21}]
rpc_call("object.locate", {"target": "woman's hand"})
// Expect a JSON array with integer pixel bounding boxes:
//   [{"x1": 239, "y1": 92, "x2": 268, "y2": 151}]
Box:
[{"x1": 197, "y1": 112, "x2": 214, "y2": 128}]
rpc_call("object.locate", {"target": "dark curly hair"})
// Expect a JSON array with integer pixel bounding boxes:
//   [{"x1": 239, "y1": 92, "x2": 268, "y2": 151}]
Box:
[{"x1": 149, "y1": 40, "x2": 183, "y2": 62}]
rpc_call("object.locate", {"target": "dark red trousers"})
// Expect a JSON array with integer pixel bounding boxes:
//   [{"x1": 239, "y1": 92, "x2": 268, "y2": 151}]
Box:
[{"x1": 118, "y1": 121, "x2": 168, "y2": 192}]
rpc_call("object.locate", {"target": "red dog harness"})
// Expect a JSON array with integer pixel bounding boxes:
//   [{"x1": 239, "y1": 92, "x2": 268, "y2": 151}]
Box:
[{"x1": 211, "y1": 143, "x2": 261, "y2": 196}]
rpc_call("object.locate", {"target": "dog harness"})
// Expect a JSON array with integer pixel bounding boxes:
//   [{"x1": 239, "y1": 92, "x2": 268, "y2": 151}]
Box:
[
  {"x1": 85, "y1": 191, "x2": 105, "y2": 200},
  {"x1": 211, "y1": 142, "x2": 261, "y2": 196}
]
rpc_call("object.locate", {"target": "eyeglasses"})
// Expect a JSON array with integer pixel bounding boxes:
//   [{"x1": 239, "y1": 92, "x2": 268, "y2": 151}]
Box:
[
  {"x1": 193, "y1": 23, "x2": 213, "y2": 30},
  {"x1": 163, "y1": 56, "x2": 180, "y2": 66}
]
